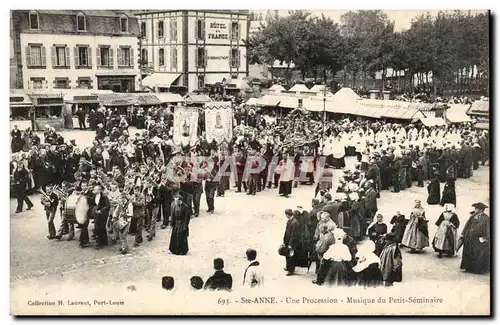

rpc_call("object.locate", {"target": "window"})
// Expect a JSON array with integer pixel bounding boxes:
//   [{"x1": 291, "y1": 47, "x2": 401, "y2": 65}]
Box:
[
  {"x1": 140, "y1": 48, "x2": 148, "y2": 65},
  {"x1": 120, "y1": 16, "x2": 128, "y2": 32},
  {"x1": 29, "y1": 11, "x2": 39, "y2": 30},
  {"x1": 77, "y1": 13, "x2": 86, "y2": 31},
  {"x1": 75, "y1": 46, "x2": 91, "y2": 67},
  {"x1": 230, "y1": 48, "x2": 240, "y2": 68},
  {"x1": 77, "y1": 77, "x2": 92, "y2": 89},
  {"x1": 118, "y1": 47, "x2": 133, "y2": 67},
  {"x1": 196, "y1": 47, "x2": 206, "y2": 68},
  {"x1": 140, "y1": 22, "x2": 146, "y2": 38},
  {"x1": 170, "y1": 19, "x2": 177, "y2": 42},
  {"x1": 54, "y1": 77, "x2": 69, "y2": 89},
  {"x1": 197, "y1": 75, "x2": 205, "y2": 89},
  {"x1": 171, "y1": 47, "x2": 177, "y2": 70},
  {"x1": 158, "y1": 21, "x2": 164, "y2": 38},
  {"x1": 97, "y1": 46, "x2": 113, "y2": 67},
  {"x1": 30, "y1": 77, "x2": 44, "y2": 89},
  {"x1": 196, "y1": 19, "x2": 204, "y2": 40},
  {"x1": 231, "y1": 22, "x2": 239, "y2": 41},
  {"x1": 26, "y1": 45, "x2": 46, "y2": 67},
  {"x1": 52, "y1": 46, "x2": 69, "y2": 67},
  {"x1": 159, "y1": 49, "x2": 164, "y2": 66}
]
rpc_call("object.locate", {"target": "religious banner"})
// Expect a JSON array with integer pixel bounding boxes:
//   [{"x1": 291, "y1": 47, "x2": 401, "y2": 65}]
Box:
[
  {"x1": 205, "y1": 103, "x2": 233, "y2": 143},
  {"x1": 173, "y1": 106, "x2": 199, "y2": 146}
]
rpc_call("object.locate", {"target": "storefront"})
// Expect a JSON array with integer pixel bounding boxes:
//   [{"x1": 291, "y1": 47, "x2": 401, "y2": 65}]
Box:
[
  {"x1": 97, "y1": 93, "x2": 137, "y2": 119},
  {"x1": 97, "y1": 75, "x2": 136, "y2": 93},
  {"x1": 28, "y1": 93, "x2": 65, "y2": 131}
]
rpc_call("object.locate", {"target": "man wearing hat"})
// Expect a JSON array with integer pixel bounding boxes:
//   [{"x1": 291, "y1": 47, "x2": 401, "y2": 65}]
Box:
[
  {"x1": 282, "y1": 209, "x2": 301, "y2": 276},
  {"x1": 459, "y1": 202, "x2": 490, "y2": 274}
]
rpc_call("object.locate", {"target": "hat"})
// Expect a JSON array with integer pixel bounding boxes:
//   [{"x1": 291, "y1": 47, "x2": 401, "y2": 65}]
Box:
[
  {"x1": 472, "y1": 202, "x2": 488, "y2": 210},
  {"x1": 278, "y1": 244, "x2": 289, "y2": 256}
]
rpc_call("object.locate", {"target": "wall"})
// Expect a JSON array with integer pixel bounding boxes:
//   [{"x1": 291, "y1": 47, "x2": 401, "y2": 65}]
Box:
[{"x1": 20, "y1": 33, "x2": 140, "y2": 91}]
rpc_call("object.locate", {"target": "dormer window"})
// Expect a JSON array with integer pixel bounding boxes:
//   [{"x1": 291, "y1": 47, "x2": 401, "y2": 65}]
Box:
[
  {"x1": 120, "y1": 16, "x2": 128, "y2": 33},
  {"x1": 29, "y1": 11, "x2": 39, "y2": 30},
  {"x1": 77, "y1": 13, "x2": 86, "y2": 31}
]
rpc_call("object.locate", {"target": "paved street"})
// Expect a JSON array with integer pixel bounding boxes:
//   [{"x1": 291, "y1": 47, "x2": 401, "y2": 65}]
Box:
[{"x1": 10, "y1": 130, "x2": 490, "y2": 315}]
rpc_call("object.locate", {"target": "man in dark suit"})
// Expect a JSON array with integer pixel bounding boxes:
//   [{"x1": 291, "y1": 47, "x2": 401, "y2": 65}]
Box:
[
  {"x1": 282, "y1": 209, "x2": 301, "y2": 276},
  {"x1": 76, "y1": 107, "x2": 86, "y2": 130},
  {"x1": 204, "y1": 258, "x2": 233, "y2": 291},
  {"x1": 322, "y1": 194, "x2": 342, "y2": 226},
  {"x1": 89, "y1": 184, "x2": 110, "y2": 249}
]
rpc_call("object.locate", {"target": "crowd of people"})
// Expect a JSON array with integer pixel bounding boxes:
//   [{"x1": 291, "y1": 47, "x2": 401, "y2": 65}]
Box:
[{"x1": 10, "y1": 100, "x2": 490, "y2": 290}]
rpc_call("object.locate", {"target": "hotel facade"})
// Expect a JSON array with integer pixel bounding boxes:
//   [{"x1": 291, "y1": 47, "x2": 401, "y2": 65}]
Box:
[
  {"x1": 135, "y1": 10, "x2": 249, "y2": 92},
  {"x1": 10, "y1": 10, "x2": 140, "y2": 92}
]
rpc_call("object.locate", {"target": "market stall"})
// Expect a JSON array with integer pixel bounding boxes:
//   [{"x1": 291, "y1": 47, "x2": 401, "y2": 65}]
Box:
[
  {"x1": 445, "y1": 104, "x2": 472, "y2": 124},
  {"x1": 10, "y1": 90, "x2": 34, "y2": 130},
  {"x1": 28, "y1": 92, "x2": 65, "y2": 131},
  {"x1": 184, "y1": 94, "x2": 212, "y2": 107},
  {"x1": 467, "y1": 99, "x2": 489, "y2": 130}
]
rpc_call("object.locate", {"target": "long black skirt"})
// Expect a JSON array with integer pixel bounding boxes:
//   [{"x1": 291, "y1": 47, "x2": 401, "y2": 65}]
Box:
[
  {"x1": 169, "y1": 222, "x2": 189, "y2": 255},
  {"x1": 332, "y1": 157, "x2": 346, "y2": 169},
  {"x1": 279, "y1": 180, "x2": 292, "y2": 196}
]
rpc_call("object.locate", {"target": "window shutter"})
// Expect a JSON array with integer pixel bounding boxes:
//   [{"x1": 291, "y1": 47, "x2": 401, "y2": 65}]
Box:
[
  {"x1": 41, "y1": 46, "x2": 46, "y2": 67},
  {"x1": 130, "y1": 48, "x2": 134, "y2": 67},
  {"x1": 237, "y1": 49, "x2": 240, "y2": 67},
  {"x1": 201, "y1": 20, "x2": 206, "y2": 40},
  {"x1": 173, "y1": 21, "x2": 177, "y2": 42},
  {"x1": 74, "y1": 47, "x2": 79, "y2": 66},
  {"x1": 237, "y1": 23, "x2": 241, "y2": 42},
  {"x1": 195, "y1": 20, "x2": 199, "y2": 40},
  {"x1": 65, "y1": 47, "x2": 70, "y2": 67},
  {"x1": 109, "y1": 48, "x2": 114, "y2": 67},
  {"x1": 87, "y1": 47, "x2": 92, "y2": 67},
  {"x1": 194, "y1": 48, "x2": 198, "y2": 68},
  {"x1": 51, "y1": 46, "x2": 56, "y2": 67},
  {"x1": 204, "y1": 48, "x2": 207, "y2": 67},
  {"x1": 25, "y1": 46, "x2": 31, "y2": 66},
  {"x1": 229, "y1": 48, "x2": 232, "y2": 68},
  {"x1": 117, "y1": 48, "x2": 123, "y2": 66},
  {"x1": 96, "y1": 47, "x2": 101, "y2": 67}
]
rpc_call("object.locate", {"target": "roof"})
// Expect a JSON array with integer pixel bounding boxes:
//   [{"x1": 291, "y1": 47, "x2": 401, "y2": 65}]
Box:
[
  {"x1": 184, "y1": 94, "x2": 212, "y2": 104},
  {"x1": 35, "y1": 10, "x2": 137, "y2": 18},
  {"x1": 155, "y1": 93, "x2": 184, "y2": 103},
  {"x1": 333, "y1": 87, "x2": 361, "y2": 104},
  {"x1": 245, "y1": 98, "x2": 259, "y2": 106},
  {"x1": 278, "y1": 96, "x2": 300, "y2": 109},
  {"x1": 468, "y1": 100, "x2": 489, "y2": 117},
  {"x1": 358, "y1": 99, "x2": 426, "y2": 120},
  {"x1": 142, "y1": 73, "x2": 182, "y2": 88},
  {"x1": 269, "y1": 84, "x2": 286, "y2": 92},
  {"x1": 309, "y1": 85, "x2": 326, "y2": 93},
  {"x1": 97, "y1": 93, "x2": 137, "y2": 106},
  {"x1": 474, "y1": 122, "x2": 489, "y2": 130},
  {"x1": 63, "y1": 89, "x2": 113, "y2": 102},
  {"x1": 136, "y1": 94, "x2": 161, "y2": 106},
  {"x1": 446, "y1": 104, "x2": 472, "y2": 123},
  {"x1": 420, "y1": 117, "x2": 447, "y2": 127},
  {"x1": 288, "y1": 84, "x2": 311, "y2": 93},
  {"x1": 257, "y1": 94, "x2": 281, "y2": 106},
  {"x1": 10, "y1": 90, "x2": 33, "y2": 107}
]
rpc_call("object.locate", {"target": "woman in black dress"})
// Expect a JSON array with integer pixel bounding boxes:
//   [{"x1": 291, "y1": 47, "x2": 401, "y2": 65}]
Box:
[{"x1": 169, "y1": 194, "x2": 190, "y2": 255}]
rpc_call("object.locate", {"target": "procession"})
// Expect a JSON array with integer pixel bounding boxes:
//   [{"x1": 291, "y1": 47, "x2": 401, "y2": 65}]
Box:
[{"x1": 9, "y1": 9, "x2": 490, "y2": 316}]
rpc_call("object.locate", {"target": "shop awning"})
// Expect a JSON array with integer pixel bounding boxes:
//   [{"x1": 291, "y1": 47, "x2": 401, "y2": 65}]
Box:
[
  {"x1": 467, "y1": 100, "x2": 489, "y2": 117},
  {"x1": 420, "y1": 117, "x2": 447, "y2": 127},
  {"x1": 64, "y1": 89, "x2": 114, "y2": 104},
  {"x1": 142, "y1": 73, "x2": 182, "y2": 88},
  {"x1": 257, "y1": 95, "x2": 281, "y2": 107},
  {"x1": 136, "y1": 94, "x2": 161, "y2": 106},
  {"x1": 97, "y1": 93, "x2": 137, "y2": 106},
  {"x1": 28, "y1": 92, "x2": 65, "y2": 106},
  {"x1": 302, "y1": 98, "x2": 325, "y2": 112},
  {"x1": 155, "y1": 93, "x2": 184, "y2": 103}
]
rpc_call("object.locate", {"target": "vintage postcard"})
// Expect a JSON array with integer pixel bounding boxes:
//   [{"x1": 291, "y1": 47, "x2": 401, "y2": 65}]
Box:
[{"x1": 9, "y1": 8, "x2": 490, "y2": 315}]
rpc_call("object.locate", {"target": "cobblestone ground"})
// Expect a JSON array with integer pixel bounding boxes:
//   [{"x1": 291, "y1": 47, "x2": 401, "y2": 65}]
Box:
[{"x1": 10, "y1": 129, "x2": 490, "y2": 315}]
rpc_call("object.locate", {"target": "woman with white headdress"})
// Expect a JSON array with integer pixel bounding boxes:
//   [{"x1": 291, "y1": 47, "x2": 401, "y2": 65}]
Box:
[
  {"x1": 314, "y1": 228, "x2": 351, "y2": 286},
  {"x1": 353, "y1": 240, "x2": 383, "y2": 287},
  {"x1": 432, "y1": 204, "x2": 460, "y2": 258},
  {"x1": 401, "y1": 199, "x2": 429, "y2": 253}
]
